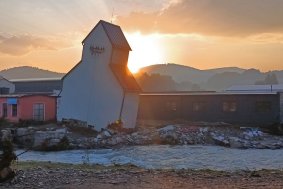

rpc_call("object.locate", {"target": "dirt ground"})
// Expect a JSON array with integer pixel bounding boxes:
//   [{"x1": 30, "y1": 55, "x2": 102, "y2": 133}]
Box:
[{"x1": 1, "y1": 162, "x2": 283, "y2": 189}]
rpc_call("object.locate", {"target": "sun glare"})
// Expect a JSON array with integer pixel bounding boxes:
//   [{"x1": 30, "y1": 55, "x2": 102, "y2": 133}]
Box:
[{"x1": 126, "y1": 32, "x2": 164, "y2": 73}]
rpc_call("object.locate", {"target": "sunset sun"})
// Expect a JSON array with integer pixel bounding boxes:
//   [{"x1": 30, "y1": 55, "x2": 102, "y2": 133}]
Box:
[{"x1": 126, "y1": 32, "x2": 164, "y2": 73}]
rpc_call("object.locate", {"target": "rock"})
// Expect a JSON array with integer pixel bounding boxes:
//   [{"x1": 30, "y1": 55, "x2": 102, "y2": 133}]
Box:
[
  {"x1": 33, "y1": 129, "x2": 67, "y2": 148},
  {"x1": 210, "y1": 133, "x2": 229, "y2": 146},
  {"x1": 228, "y1": 137, "x2": 244, "y2": 148},
  {"x1": 241, "y1": 127, "x2": 262, "y2": 140},
  {"x1": 1, "y1": 129, "x2": 12, "y2": 142},
  {"x1": 102, "y1": 130, "x2": 112, "y2": 138},
  {"x1": 158, "y1": 125, "x2": 176, "y2": 133},
  {"x1": 96, "y1": 134, "x2": 103, "y2": 140}
]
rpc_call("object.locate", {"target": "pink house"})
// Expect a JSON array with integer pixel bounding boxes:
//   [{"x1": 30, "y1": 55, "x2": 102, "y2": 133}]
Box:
[{"x1": 0, "y1": 94, "x2": 56, "y2": 122}]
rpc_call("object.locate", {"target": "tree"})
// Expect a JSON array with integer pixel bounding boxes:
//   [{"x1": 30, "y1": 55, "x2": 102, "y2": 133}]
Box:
[
  {"x1": 255, "y1": 73, "x2": 278, "y2": 85},
  {"x1": 134, "y1": 72, "x2": 177, "y2": 92}
]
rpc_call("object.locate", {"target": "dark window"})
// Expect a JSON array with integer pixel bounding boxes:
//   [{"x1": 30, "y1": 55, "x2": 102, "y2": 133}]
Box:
[
  {"x1": 166, "y1": 101, "x2": 177, "y2": 111},
  {"x1": 193, "y1": 102, "x2": 206, "y2": 112},
  {"x1": 33, "y1": 103, "x2": 45, "y2": 121},
  {"x1": 0, "y1": 87, "x2": 9, "y2": 94},
  {"x1": 2, "y1": 103, "x2": 7, "y2": 117},
  {"x1": 256, "y1": 101, "x2": 271, "y2": 112},
  {"x1": 12, "y1": 104, "x2": 17, "y2": 117},
  {"x1": 222, "y1": 102, "x2": 237, "y2": 112}
]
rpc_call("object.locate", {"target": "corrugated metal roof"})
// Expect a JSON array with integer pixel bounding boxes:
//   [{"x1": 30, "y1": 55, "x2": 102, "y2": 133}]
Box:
[
  {"x1": 0, "y1": 92, "x2": 56, "y2": 98},
  {"x1": 140, "y1": 92, "x2": 278, "y2": 96},
  {"x1": 101, "y1": 21, "x2": 131, "y2": 50},
  {"x1": 10, "y1": 77, "x2": 62, "y2": 82},
  {"x1": 82, "y1": 20, "x2": 131, "y2": 50},
  {"x1": 225, "y1": 84, "x2": 283, "y2": 92},
  {"x1": 0, "y1": 75, "x2": 12, "y2": 83}
]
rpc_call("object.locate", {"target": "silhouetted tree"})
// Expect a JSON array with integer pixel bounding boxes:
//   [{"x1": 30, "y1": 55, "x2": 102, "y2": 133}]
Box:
[
  {"x1": 255, "y1": 73, "x2": 278, "y2": 85},
  {"x1": 135, "y1": 72, "x2": 177, "y2": 92}
]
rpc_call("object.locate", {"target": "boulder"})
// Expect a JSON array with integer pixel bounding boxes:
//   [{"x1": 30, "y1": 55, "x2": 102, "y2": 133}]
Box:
[
  {"x1": 228, "y1": 137, "x2": 244, "y2": 148},
  {"x1": 210, "y1": 132, "x2": 229, "y2": 146},
  {"x1": 1, "y1": 130, "x2": 12, "y2": 142},
  {"x1": 33, "y1": 129, "x2": 67, "y2": 148},
  {"x1": 158, "y1": 125, "x2": 176, "y2": 134},
  {"x1": 102, "y1": 130, "x2": 112, "y2": 138}
]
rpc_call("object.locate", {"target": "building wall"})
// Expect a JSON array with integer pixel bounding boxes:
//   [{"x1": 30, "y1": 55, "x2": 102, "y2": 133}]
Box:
[
  {"x1": 19, "y1": 95, "x2": 56, "y2": 121},
  {"x1": 280, "y1": 93, "x2": 283, "y2": 124},
  {"x1": 138, "y1": 94, "x2": 280, "y2": 125},
  {"x1": 0, "y1": 79, "x2": 15, "y2": 94},
  {"x1": 111, "y1": 48, "x2": 129, "y2": 65},
  {"x1": 58, "y1": 24, "x2": 124, "y2": 130},
  {"x1": 0, "y1": 95, "x2": 56, "y2": 122},
  {"x1": 121, "y1": 93, "x2": 139, "y2": 128},
  {"x1": 0, "y1": 97, "x2": 18, "y2": 122},
  {"x1": 13, "y1": 80, "x2": 62, "y2": 93}
]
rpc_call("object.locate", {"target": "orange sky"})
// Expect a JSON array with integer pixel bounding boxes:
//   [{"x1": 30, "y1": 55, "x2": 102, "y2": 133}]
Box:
[{"x1": 1, "y1": 0, "x2": 283, "y2": 73}]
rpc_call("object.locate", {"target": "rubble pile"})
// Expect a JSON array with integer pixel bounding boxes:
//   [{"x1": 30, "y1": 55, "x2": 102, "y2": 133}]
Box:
[{"x1": 2, "y1": 122, "x2": 283, "y2": 151}]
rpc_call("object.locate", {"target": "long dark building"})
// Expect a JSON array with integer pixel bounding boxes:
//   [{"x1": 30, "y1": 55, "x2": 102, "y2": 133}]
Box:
[
  {"x1": 138, "y1": 92, "x2": 283, "y2": 126},
  {"x1": 10, "y1": 78, "x2": 62, "y2": 93}
]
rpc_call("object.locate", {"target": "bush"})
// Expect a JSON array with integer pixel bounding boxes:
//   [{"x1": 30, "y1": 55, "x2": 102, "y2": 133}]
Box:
[{"x1": 0, "y1": 117, "x2": 8, "y2": 127}]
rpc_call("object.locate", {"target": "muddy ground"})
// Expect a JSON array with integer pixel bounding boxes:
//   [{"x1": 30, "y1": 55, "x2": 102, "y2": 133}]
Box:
[{"x1": 0, "y1": 162, "x2": 283, "y2": 189}]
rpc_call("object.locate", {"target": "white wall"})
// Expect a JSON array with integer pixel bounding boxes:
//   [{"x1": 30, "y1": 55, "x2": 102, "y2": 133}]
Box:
[
  {"x1": 121, "y1": 93, "x2": 139, "y2": 128},
  {"x1": 0, "y1": 79, "x2": 15, "y2": 93},
  {"x1": 111, "y1": 49, "x2": 129, "y2": 65},
  {"x1": 58, "y1": 23, "x2": 124, "y2": 131}
]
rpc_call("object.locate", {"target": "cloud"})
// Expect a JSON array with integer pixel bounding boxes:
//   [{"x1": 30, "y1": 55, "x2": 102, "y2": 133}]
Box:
[
  {"x1": 0, "y1": 35, "x2": 73, "y2": 56},
  {"x1": 248, "y1": 33, "x2": 283, "y2": 44},
  {"x1": 117, "y1": 0, "x2": 283, "y2": 36}
]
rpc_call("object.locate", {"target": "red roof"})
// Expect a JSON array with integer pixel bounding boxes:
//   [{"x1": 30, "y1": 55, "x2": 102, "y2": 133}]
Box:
[{"x1": 110, "y1": 64, "x2": 141, "y2": 93}]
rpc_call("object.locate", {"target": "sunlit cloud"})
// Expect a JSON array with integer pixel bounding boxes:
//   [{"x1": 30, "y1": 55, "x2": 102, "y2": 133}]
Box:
[
  {"x1": 248, "y1": 33, "x2": 283, "y2": 44},
  {"x1": 0, "y1": 34, "x2": 75, "y2": 56},
  {"x1": 117, "y1": 0, "x2": 283, "y2": 36}
]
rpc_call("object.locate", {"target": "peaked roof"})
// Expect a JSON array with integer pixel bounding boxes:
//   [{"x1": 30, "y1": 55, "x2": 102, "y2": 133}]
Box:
[
  {"x1": 110, "y1": 64, "x2": 141, "y2": 93},
  {"x1": 82, "y1": 20, "x2": 131, "y2": 51},
  {"x1": 0, "y1": 75, "x2": 12, "y2": 83}
]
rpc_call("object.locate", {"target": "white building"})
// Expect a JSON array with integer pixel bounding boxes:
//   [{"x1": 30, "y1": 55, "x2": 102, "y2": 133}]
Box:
[
  {"x1": 0, "y1": 76, "x2": 15, "y2": 94},
  {"x1": 58, "y1": 20, "x2": 141, "y2": 130}
]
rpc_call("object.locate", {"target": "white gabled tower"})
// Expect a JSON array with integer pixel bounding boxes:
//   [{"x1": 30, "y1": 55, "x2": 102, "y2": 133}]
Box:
[{"x1": 58, "y1": 20, "x2": 141, "y2": 130}]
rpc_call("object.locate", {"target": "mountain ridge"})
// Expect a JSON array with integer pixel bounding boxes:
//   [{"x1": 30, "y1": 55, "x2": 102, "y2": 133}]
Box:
[
  {"x1": 138, "y1": 63, "x2": 283, "y2": 91},
  {"x1": 0, "y1": 66, "x2": 65, "y2": 80}
]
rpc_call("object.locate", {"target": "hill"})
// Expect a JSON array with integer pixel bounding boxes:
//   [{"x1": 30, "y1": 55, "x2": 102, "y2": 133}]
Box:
[
  {"x1": 138, "y1": 64, "x2": 283, "y2": 91},
  {"x1": 139, "y1": 63, "x2": 246, "y2": 83},
  {"x1": 0, "y1": 66, "x2": 65, "y2": 80}
]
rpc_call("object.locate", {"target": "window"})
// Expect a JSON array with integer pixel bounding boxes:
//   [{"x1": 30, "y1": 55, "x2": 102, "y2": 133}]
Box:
[
  {"x1": 256, "y1": 101, "x2": 271, "y2": 112},
  {"x1": 0, "y1": 87, "x2": 9, "y2": 94},
  {"x1": 222, "y1": 102, "x2": 237, "y2": 112},
  {"x1": 166, "y1": 101, "x2": 177, "y2": 111},
  {"x1": 12, "y1": 104, "x2": 17, "y2": 117},
  {"x1": 33, "y1": 103, "x2": 45, "y2": 121},
  {"x1": 193, "y1": 102, "x2": 206, "y2": 112}
]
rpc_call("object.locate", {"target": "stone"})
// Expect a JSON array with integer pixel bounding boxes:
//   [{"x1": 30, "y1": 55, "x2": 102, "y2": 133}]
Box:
[
  {"x1": 1, "y1": 129, "x2": 12, "y2": 142},
  {"x1": 210, "y1": 133, "x2": 229, "y2": 146},
  {"x1": 103, "y1": 130, "x2": 112, "y2": 138},
  {"x1": 33, "y1": 129, "x2": 67, "y2": 148},
  {"x1": 228, "y1": 137, "x2": 244, "y2": 148},
  {"x1": 158, "y1": 125, "x2": 176, "y2": 133}
]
